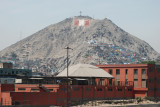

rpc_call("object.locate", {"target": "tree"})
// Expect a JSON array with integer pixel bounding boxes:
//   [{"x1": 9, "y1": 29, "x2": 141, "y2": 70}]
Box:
[{"x1": 141, "y1": 61, "x2": 155, "y2": 64}]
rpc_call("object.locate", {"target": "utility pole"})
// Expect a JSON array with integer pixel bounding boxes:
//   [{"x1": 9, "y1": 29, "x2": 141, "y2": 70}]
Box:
[{"x1": 65, "y1": 47, "x2": 72, "y2": 106}]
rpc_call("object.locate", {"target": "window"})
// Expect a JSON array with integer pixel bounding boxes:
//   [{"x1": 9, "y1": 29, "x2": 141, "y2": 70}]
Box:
[
  {"x1": 118, "y1": 88, "x2": 122, "y2": 91},
  {"x1": 134, "y1": 79, "x2": 138, "y2": 81},
  {"x1": 86, "y1": 88, "x2": 91, "y2": 91},
  {"x1": 108, "y1": 88, "x2": 112, "y2": 91},
  {"x1": 149, "y1": 78, "x2": 153, "y2": 83},
  {"x1": 126, "y1": 69, "x2": 128, "y2": 75},
  {"x1": 116, "y1": 69, "x2": 120, "y2": 75},
  {"x1": 142, "y1": 79, "x2": 146, "y2": 88},
  {"x1": 134, "y1": 79, "x2": 138, "y2": 87},
  {"x1": 100, "y1": 79, "x2": 105, "y2": 86},
  {"x1": 148, "y1": 88, "x2": 153, "y2": 92},
  {"x1": 134, "y1": 69, "x2": 138, "y2": 75},
  {"x1": 142, "y1": 79, "x2": 146, "y2": 81},
  {"x1": 125, "y1": 79, "x2": 128, "y2": 85},
  {"x1": 117, "y1": 81, "x2": 120, "y2": 86},
  {"x1": 109, "y1": 79, "x2": 112, "y2": 86},
  {"x1": 157, "y1": 78, "x2": 160, "y2": 83},
  {"x1": 128, "y1": 89, "x2": 132, "y2": 91},
  {"x1": 48, "y1": 89, "x2": 54, "y2": 91},
  {"x1": 149, "y1": 67, "x2": 153, "y2": 72},
  {"x1": 157, "y1": 68, "x2": 160, "y2": 73},
  {"x1": 18, "y1": 88, "x2": 26, "y2": 90},
  {"x1": 97, "y1": 88, "x2": 102, "y2": 91},
  {"x1": 109, "y1": 69, "x2": 112, "y2": 75},
  {"x1": 31, "y1": 89, "x2": 39, "y2": 91},
  {"x1": 73, "y1": 88, "x2": 79, "y2": 91},
  {"x1": 142, "y1": 69, "x2": 146, "y2": 74},
  {"x1": 12, "y1": 71, "x2": 15, "y2": 75},
  {"x1": 61, "y1": 88, "x2": 67, "y2": 91}
]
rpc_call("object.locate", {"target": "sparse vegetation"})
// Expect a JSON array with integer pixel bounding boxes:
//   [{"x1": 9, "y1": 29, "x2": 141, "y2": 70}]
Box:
[
  {"x1": 136, "y1": 97, "x2": 142, "y2": 103},
  {"x1": 141, "y1": 61, "x2": 156, "y2": 64},
  {"x1": 145, "y1": 97, "x2": 160, "y2": 102}
]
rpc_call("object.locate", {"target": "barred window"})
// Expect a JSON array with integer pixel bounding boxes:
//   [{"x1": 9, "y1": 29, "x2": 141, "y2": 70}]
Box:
[
  {"x1": 157, "y1": 78, "x2": 160, "y2": 83},
  {"x1": 149, "y1": 67, "x2": 153, "y2": 72},
  {"x1": 128, "y1": 89, "x2": 132, "y2": 91},
  {"x1": 18, "y1": 88, "x2": 26, "y2": 90},
  {"x1": 86, "y1": 88, "x2": 91, "y2": 91},
  {"x1": 134, "y1": 69, "x2": 138, "y2": 74},
  {"x1": 157, "y1": 68, "x2": 160, "y2": 73},
  {"x1": 148, "y1": 88, "x2": 154, "y2": 91},
  {"x1": 61, "y1": 88, "x2": 67, "y2": 91},
  {"x1": 142, "y1": 69, "x2": 146, "y2": 74},
  {"x1": 48, "y1": 89, "x2": 54, "y2": 91},
  {"x1": 149, "y1": 78, "x2": 154, "y2": 83},
  {"x1": 109, "y1": 69, "x2": 112, "y2": 75},
  {"x1": 31, "y1": 89, "x2": 39, "y2": 91},
  {"x1": 126, "y1": 69, "x2": 128, "y2": 75},
  {"x1": 108, "y1": 88, "x2": 112, "y2": 91},
  {"x1": 73, "y1": 88, "x2": 79, "y2": 91},
  {"x1": 97, "y1": 88, "x2": 102, "y2": 91},
  {"x1": 118, "y1": 88, "x2": 122, "y2": 91},
  {"x1": 116, "y1": 69, "x2": 120, "y2": 75},
  {"x1": 125, "y1": 79, "x2": 128, "y2": 85}
]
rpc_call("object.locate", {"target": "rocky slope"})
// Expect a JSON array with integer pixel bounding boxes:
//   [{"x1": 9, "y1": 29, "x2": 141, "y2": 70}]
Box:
[{"x1": 0, "y1": 16, "x2": 159, "y2": 74}]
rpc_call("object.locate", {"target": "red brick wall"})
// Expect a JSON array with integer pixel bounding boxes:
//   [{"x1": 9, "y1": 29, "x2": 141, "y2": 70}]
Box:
[
  {"x1": 1, "y1": 84, "x2": 14, "y2": 92},
  {"x1": 1, "y1": 84, "x2": 133, "y2": 106}
]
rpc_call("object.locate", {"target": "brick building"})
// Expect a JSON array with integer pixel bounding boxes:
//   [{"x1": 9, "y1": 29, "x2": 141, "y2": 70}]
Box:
[{"x1": 97, "y1": 64, "x2": 160, "y2": 98}]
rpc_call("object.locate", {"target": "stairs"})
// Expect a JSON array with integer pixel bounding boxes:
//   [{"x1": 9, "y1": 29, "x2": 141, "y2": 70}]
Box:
[{"x1": 39, "y1": 84, "x2": 50, "y2": 92}]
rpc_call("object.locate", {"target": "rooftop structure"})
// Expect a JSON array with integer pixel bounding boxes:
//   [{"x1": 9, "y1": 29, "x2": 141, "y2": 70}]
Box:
[
  {"x1": 57, "y1": 64, "x2": 113, "y2": 78},
  {"x1": 0, "y1": 62, "x2": 13, "y2": 69}
]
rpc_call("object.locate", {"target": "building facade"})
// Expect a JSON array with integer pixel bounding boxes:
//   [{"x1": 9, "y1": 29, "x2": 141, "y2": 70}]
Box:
[
  {"x1": 0, "y1": 62, "x2": 13, "y2": 69},
  {"x1": 0, "y1": 62, "x2": 32, "y2": 84},
  {"x1": 97, "y1": 64, "x2": 160, "y2": 98}
]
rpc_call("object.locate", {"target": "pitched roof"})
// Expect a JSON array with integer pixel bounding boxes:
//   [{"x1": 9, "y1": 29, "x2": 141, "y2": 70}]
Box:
[{"x1": 57, "y1": 64, "x2": 113, "y2": 78}]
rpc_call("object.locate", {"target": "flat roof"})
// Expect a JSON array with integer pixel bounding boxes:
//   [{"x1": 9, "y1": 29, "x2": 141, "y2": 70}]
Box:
[{"x1": 96, "y1": 64, "x2": 154, "y2": 68}]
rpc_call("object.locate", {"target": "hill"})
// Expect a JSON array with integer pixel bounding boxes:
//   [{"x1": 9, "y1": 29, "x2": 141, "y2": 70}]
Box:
[{"x1": 0, "y1": 16, "x2": 159, "y2": 74}]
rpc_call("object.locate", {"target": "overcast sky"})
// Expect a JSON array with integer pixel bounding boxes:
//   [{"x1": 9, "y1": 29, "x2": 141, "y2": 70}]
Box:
[{"x1": 0, "y1": 0, "x2": 160, "y2": 53}]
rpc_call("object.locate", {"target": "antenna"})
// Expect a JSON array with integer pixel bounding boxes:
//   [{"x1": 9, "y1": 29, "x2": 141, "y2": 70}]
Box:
[{"x1": 79, "y1": 11, "x2": 82, "y2": 16}]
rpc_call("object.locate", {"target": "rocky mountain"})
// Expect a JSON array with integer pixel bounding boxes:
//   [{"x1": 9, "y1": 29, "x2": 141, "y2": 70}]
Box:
[{"x1": 0, "y1": 16, "x2": 159, "y2": 74}]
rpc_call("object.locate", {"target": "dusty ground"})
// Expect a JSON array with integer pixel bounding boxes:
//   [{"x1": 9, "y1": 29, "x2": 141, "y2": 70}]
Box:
[{"x1": 75, "y1": 99, "x2": 160, "y2": 107}]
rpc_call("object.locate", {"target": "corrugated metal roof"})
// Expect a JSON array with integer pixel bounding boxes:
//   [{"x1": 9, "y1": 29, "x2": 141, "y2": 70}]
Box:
[{"x1": 57, "y1": 64, "x2": 113, "y2": 78}]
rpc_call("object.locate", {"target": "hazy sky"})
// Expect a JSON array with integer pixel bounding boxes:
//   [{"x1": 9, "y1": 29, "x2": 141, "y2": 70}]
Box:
[{"x1": 0, "y1": 0, "x2": 160, "y2": 52}]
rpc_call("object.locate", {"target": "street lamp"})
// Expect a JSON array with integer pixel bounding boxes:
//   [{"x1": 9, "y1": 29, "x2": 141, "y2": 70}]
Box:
[{"x1": 65, "y1": 46, "x2": 72, "y2": 106}]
